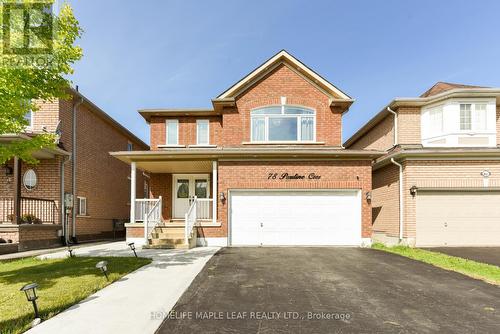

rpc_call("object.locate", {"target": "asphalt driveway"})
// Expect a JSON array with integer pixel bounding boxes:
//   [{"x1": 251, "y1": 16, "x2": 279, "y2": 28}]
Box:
[
  {"x1": 428, "y1": 247, "x2": 500, "y2": 267},
  {"x1": 157, "y1": 247, "x2": 500, "y2": 334}
]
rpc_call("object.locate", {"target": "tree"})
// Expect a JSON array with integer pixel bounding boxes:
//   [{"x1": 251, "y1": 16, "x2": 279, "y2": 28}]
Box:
[{"x1": 0, "y1": 0, "x2": 82, "y2": 164}]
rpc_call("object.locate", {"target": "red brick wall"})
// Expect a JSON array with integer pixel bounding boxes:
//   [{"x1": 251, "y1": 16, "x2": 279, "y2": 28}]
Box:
[
  {"x1": 63, "y1": 100, "x2": 147, "y2": 240},
  {"x1": 149, "y1": 64, "x2": 343, "y2": 149},
  {"x1": 196, "y1": 160, "x2": 372, "y2": 239},
  {"x1": 150, "y1": 116, "x2": 223, "y2": 149},
  {"x1": 149, "y1": 173, "x2": 172, "y2": 220}
]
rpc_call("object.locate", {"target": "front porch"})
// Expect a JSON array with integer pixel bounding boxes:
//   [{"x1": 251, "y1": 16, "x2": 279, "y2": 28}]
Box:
[{"x1": 126, "y1": 158, "x2": 219, "y2": 249}]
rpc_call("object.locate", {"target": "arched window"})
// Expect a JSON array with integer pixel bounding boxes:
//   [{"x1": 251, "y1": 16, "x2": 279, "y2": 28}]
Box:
[
  {"x1": 251, "y1": 106, "x2": 315, "y2": 142},
  {"x1": 23, "y1": 169, "x2": 37, "y2": 191}
]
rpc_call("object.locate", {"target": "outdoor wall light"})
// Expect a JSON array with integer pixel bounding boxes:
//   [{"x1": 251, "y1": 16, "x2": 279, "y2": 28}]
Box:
[
  {"x1": 67, "y1": 246, "x2": 74, "y2": 258},
  {"x1": 127, "y1": 242, "x2": 137, "y2": 257},
  {"x1": 96, "y1": 261, "x2": 109, "y2": 281},
  {"x1": 219, "y1": 192, "x2": 226, "y2": 202},
  {"x1": 365, "y1": 191, "x2": 372, "y2": 201},
  {"x1": 20, "y1": 283, "x2": 41, "y2": 326},
  {"x1": 410, "y1": 186, "x2": 418, "y2": 197}
]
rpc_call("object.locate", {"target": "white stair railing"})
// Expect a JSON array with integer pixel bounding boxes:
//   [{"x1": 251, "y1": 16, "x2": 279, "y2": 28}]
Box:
[
  {"x1": 144, "y1": 196, "x2": 162, "y2": 242},
  {"x1": 184, "y1": 196, "x2": 197, "y2": 245}
]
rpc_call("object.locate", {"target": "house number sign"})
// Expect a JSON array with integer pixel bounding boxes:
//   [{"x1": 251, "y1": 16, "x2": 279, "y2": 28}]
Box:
[{"x1": 267, "y1": 172, "x2": 321, "y2": 180}]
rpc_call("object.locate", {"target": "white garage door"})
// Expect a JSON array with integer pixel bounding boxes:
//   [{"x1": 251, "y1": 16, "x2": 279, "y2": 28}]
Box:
[
  {"x1": 230, "y1": 190, "x2": 361, "y2": 246},
  {"x1": 417, "y1": 191, "x2": 500, "y2": 247}
]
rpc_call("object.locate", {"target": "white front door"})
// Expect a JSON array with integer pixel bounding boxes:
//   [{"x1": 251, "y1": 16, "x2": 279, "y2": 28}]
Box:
[
  {"x1": 173, "y1": 174, "x2": 209, "y2": 219},
  {"x1": 230, "y1": 190, "x2": 361, "y2": 246}
]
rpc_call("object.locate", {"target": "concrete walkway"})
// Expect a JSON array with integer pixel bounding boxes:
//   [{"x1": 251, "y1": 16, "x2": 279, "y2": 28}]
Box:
[{"x1": 27, "y1": 242, "x2": 219, "y2": 334}]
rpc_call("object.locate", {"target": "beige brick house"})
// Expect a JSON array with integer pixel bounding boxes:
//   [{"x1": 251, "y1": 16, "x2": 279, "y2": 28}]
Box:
[
  {"x1": 0, "y1": 89, "x2": 147, "y2": 253},
  {"x1": 345, "y1": 82, "x2": 500, "y2": 247},
  {"x1": 112, "y1": 50, "x2": 382, "y2": 248}
]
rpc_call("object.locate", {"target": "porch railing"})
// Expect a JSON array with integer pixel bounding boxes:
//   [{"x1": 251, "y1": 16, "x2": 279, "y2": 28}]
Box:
[
  {"x1": 196, "y1": 198, "x2": 213, "y2": 220},
  {"x1": 185, "y1": 196, "x2": 197, "y2": 244},
  {"x1": 0, "y1": 197, "x2": 57, "y2": 224},
  {"x1": 135, "y1": 198, "x2": 161, "y2": 222},
  {"x1": 144, "y1": 197, "x2": 162, "y2": 240}
]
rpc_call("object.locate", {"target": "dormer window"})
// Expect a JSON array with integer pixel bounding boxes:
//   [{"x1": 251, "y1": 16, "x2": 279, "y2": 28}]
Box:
[{"x1": 250, "y1": 106, "x2": 315, "y2": 143}]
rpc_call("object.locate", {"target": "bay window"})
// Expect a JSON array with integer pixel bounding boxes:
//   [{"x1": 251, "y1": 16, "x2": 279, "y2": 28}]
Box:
[
  {"x1": 422, "y1": 99, "x2": 496, "y2": 147},
  {"x1": 251, "y1": 106, "x2": 315, "y2": 142}
]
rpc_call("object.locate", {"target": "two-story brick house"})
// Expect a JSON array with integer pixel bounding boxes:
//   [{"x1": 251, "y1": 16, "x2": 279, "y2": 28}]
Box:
[
  {"x1": 112, "y1": 50, "x2": 382, "y2": 248},
  {"x1": 345, "y1": 82, "x2": 500, "y2": 247},
  {"x1": 0, "y1": 88, "x2": 148, "y2": 253}
]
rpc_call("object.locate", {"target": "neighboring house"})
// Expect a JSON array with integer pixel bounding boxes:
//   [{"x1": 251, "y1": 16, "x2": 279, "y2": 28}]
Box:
[
  {"x1": 345, "y1": 82, "x2": 500, "y2": 247},
  {"x1": 112, "y1": 50, "x2": 382, "y2": 249},
  {"x1": 0, "y1": 89, "x2": 148, "y2": 253}
]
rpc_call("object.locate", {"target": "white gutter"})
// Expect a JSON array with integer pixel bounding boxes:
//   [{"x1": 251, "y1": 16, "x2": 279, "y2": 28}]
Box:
[
  {"x1": 390, "y1": 158, "x2": 404, "y2": 241},
  {"x1": 387, "y1": 107, "x2": 398, "y2": 145}
]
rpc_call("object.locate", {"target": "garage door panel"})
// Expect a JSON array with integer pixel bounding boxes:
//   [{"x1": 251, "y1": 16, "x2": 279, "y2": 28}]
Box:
[
  {"x1": 230, "y1": 190, "x2": 361, "y2": 246},
  {"x1": 417, "y1": 192, "x2": 500, "y2": 247}
]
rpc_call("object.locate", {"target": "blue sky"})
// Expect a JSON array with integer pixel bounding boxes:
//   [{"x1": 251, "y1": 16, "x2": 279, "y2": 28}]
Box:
[{"x1": 66, "y1": 0, "x2": 500, "y2": 144}]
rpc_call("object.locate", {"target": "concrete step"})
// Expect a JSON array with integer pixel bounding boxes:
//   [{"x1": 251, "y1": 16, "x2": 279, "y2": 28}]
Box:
[
  {"x1": 143, "y1": 243, "x2": 189, "y2": 250},
  {"x1": 151, "y1": 232, "x2": 182, "y2": 238},
  {"x1": 150, "y1": 238, "x2": 185, "y2": 246},
  {"x1": 153, "y1": 227, "x2": 185, "y2": 234}
]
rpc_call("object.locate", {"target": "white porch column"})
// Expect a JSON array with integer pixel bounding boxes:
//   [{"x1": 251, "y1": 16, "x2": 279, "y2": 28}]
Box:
[
  {"x1": 130, "y1": 162, "x2": 136, "y2": 224},
  {"x1": 212, "y1": 160, "x2": 217, "y2": 225}
]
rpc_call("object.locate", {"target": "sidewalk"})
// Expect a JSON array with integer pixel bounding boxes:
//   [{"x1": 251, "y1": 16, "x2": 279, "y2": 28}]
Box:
[
  {"x1": 27, "y1": 242, "x2": 220, "y2": 334},
  {"x1": 0, "y1": 241, "x2": 111, "y2": 261}
]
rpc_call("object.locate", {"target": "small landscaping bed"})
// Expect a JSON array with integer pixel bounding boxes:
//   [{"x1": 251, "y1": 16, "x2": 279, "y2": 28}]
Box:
[
  {"x1": 0, "y1": 256, "x2": 151, "y2": 334},
  {"x1": 372, "y1": 243, "x2": 500, "y2": 285}
]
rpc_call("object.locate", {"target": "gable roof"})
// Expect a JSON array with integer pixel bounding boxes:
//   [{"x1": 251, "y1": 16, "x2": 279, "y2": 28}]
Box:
[
  {"x1": 214, "y1": 50, "x2": 352, "y2": 102},
  {"x1": 420, "y1": 82, "x2": 486, "y2": 97}
]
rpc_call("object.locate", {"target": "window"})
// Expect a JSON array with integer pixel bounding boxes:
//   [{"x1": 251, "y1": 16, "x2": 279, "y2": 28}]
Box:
[
  {"x1": 77, "y1": 197, "x2": 87, "y2": 216},
  {"x1": 428, "y1": 106, "x2": 444, "y2": 135},
  {"x1": 23, "y1": 169, "x2": 37, "y2": 190},
  {"x1": 195, "y1": 179, "x2": 208, "y2": 198},
  {"x1": 166, "y1": 120, "x2": 179, "y2": 145},
  {"x1": 127, "y1": 141, "x2": 133, "y2": 151},
  {"x1": 250, "y1": 106, "x2": 315, "y2": 142},
  {"x1": 460, "y1": 103, "x2": 489, "y2": 132},
  {"x1": 176, "y1": 179, "x2": 189, "y2": 198},
  {"x1": 460, "y1": 104, "x2": 472, "y2": 131},
  {"x1": 196, "y1": 120, "x2": 209, "y2": 145},
  {"x1": 473, "y1": 104, "x2": 487, "y2": 131},
  {"x1": 24, "y1": 111, "x2": 33, "y2": 130}
]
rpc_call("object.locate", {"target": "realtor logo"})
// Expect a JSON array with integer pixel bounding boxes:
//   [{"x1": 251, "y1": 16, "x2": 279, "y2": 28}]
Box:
[{"x1": 1, "y1": 0, "x2": 55, "y2": 67}]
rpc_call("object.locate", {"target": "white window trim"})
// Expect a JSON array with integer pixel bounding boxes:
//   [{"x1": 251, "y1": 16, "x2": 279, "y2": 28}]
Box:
[
  {"x1": 250, "y1": 105, "x2": 316, "y2": 143},
  {"x1": 23, "y1": 169, "x2": 37, "y2": 191},
  {"x1": 77, "y1": 196, "x2": 87, "y2": 216},
  {"x1": 196, "y1": 119, "x2": 210, "y2": 145},
  {"x1": 127, "y1": 141, "x2": 133, "y2": 151},
  {"x1": 165, "y1": 119, "x2": 179, "y2": 145}
]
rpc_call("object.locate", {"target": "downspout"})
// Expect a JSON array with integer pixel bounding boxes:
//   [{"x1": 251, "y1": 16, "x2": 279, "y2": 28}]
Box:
[
  {"x1": 60, "y1": 155, "x2": 69, "y2": 244},
  {"x1": 387, "y1": 107, "x2": 398, "y2": 145},
  {"x1": 390, "y1": 158, "x2": 404, "y2": 242},
  {"x1": 72, "y1": 94, "x2": 84, "y2": 242}
]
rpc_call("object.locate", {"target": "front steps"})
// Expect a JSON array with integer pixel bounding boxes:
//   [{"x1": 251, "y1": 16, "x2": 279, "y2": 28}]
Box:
[{"x1": 144, "y1": 224, "x2": 197, "y2": 249}]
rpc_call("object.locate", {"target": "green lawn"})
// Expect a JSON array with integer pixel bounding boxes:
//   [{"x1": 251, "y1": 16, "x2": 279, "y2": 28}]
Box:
[
  {"x1": 0, "y1": 256, "x2": 151, "y2": 334},
  {"x1": 372, "y1": 243, "x2": 500, "y2": 285}
]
